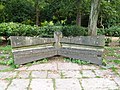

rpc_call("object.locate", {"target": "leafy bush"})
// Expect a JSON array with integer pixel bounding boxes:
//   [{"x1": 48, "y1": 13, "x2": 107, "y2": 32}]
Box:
[
  {"x1": 98, "y1": 26, "x2": 120, "y2": 37},
  {"x1": 62, "y1": 25, "x2": 88, "y2": 36},
  {"x1": 0, "y1": 37, "x2": 2, "y2": 44},
  {"x1": 0, "y1": 22, "x2": 119, "y2": 38},
  {"x1": 0, "y1": 22, "x2": 88, "y2": 38},
  {"x1": 105, "y1": 38, "x2": 112, "y2": 46},
  {"x1": 0, "y1": 22, "x2": 39, "y2": 36}
]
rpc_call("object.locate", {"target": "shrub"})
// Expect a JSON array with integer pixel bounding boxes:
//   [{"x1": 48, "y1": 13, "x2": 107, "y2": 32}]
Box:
[
  {"x1": 0, "y1": 22, "x2": 119, "y2": 38},
  {"x1": 0, "y1": 37, "x2": 2, "y2": 45},
  {"x1": 62, "y1": 25, "x2": 88, "y2": 37},
  {"x1": 105, "y1": 38, "x2": 112, "y2": 46},
  {"x1": 0, "y1": 22, "x2": 88, "y2": 38},
  {"x1": 98, "y1": 26, "x2": 120, "y2": 37}
]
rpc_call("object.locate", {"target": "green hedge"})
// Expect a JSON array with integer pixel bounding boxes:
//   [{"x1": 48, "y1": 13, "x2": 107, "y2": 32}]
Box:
[
  {"x1": 98, "y1": 26, "x2": 120, "y2": 37},
  {"x1": 62, "y1": 26, "x2": 88, "y2": 36},
  {"x1": 0, "y1": 22, "x2": 120, "y2": 38},
  {"x1": 0, "y1": 22, "x2": 87, "y2": 38}
]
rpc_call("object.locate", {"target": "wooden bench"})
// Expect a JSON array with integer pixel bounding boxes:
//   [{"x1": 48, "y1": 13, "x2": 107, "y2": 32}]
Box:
[{"x1": 10, "y1": 31, "x2": 105, "y2": 65}]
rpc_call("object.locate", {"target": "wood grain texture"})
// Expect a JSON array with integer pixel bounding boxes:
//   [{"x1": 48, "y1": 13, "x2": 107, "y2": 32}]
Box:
[{"x1": 10, "y1": 32, "x2": 105, "y2": 65}]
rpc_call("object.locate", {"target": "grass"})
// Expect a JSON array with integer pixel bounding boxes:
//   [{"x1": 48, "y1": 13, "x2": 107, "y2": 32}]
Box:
[
  {"x1": 0, "y1": 67, "x2": 15, "y2": 72},
  {"x1": 64, "y1": 58, "x2": 90, "y2": 65},
  {"x1": 0, "y1": 45, "x2": 12, "y2": 54},
  {"x1": 109, "y1": 60, "x2": 120, "y2": 64},
  {"x1": 95, "y1": 76, "x2": 101, "y2": 78},
  {"x1": 0, "y1": 45, "x2": 120, "y2": 69}
]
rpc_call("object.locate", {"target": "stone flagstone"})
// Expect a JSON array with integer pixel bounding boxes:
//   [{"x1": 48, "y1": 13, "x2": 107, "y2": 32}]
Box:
[
  {"x1": 61, "y1": 70, "x2": 82, "y2": 78},
  {"x1": 27, "y1": 63, "x2": 57, "y2": 70},
  {"x1": 55, "y1": 79, "x2": 82, "y2": 90},
  {"x1": 81, "y1": 78, "x2": 118, "y2": 90},
  {"x1": 58, "y1": 62, "x2": 81, "y2": 70},
  {"x1": 17, "y1": 71, "x2": 31, "y2": 79},
  {"x1": 113, "y1": 77, "x2": 120, "y2": 86},
  {"x1": 31, "y1": 71, "x2": 47, "y2": 78},
  {"x1": 15, "y1": 66, "x2": 28, "y2": 71},
  {"x1": 47, "y1": 71, "x2": 61, "y2": 79},
  {"x1": 0, "y1": 72, "x2": 17, "y2": 79},
  {"x1": 0, "y1": 65, "x2": 11, "y2": 71},
  {"x1": 94, "y1": 70, "x2": 116, "y2": 78},
  {"x1": 7, "y1": 79, "x2": 29, "y2": 90},
  {"x1": 0, "y1": 80, "x2": 9, "y2": 90},
  {"x1": 82, "y1": 65, "x2": 100, "y2": 70},
  {"x1": 82, "y1": 70, "x2": 96, "y2": 78},
  {"x1": 30, "y1": 79, "x2": 54, "y2": 90}
]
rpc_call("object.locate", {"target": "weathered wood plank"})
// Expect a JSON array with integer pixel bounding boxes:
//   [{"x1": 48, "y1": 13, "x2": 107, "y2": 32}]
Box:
[
  {"x1": 13, "y1": 48, "x2": 57, "y2": 64},
  {"x1": 58, "y1": 48, "x2": 103, "y2": 56},
  {"x1": 10, "y1": 36, "x2": 54, "y2": 48},
  {"x1": 61, "y1": 36, "x2": 105, "y2": 46},
  {"x1": 10, "y1": 31, "x2": 105, "y2": 65},
  {"x1": 58, "y1": 50, "x2": 102, "y2": 65}
]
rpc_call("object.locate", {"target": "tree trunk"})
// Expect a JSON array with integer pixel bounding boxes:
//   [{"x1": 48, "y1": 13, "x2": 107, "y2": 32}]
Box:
[
  {"x1": 76, "y1": 0, "x2": 82, "y2": 26},
  {"x1": 76, "y1": 11, "x2": 81, "y2": 26},
  {"x1": 36, "y1": 8, "x2": 39, "y2": 26},
  {"x1": 88, "y1": 0, "x2": 101, "y2": 36},
  {"x1": 35, "y1": 0, "x2": 40, "y2": 26}
]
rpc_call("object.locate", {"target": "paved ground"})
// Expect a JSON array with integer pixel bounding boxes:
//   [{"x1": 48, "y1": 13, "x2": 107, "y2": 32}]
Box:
[{"x1": 0, "y1": 57, "x2": 120, "y2": 90}]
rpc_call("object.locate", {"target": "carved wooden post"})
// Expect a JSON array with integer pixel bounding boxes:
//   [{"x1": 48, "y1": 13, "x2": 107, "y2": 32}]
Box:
[{"x1": 54, "y1": 31, "x2": 62, "y2": 49}]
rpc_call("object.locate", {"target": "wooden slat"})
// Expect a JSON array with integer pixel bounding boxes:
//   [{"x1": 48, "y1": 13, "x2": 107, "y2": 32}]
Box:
[
  {"x1": 58, "y1": 48, "x2": 103, "y2": 56},
  {"x1": 10, "y1": 32, "x2": 105, "y2": 65},
  {"x1": 13, "y1": 48, "x2": 57, "y2": 64},
  {"x1": 58, "y1": 50, "x2": 102, "y2": 65},
  {"x1": 10, "y1": 36, "x2": 55, "y2": 48},
  {"x1": 61, "y1": 36, "x2": 105, "y2": 46}
]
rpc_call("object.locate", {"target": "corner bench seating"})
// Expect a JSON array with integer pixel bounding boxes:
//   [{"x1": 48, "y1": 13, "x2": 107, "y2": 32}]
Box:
[{"x1": 10, "y1": 31, "x2": 105, "y2": 65}]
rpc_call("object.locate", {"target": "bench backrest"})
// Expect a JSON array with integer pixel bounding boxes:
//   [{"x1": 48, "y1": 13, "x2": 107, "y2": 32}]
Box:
[
  {"x1": 10, "y1": 36, "x2": 54, "y2": 48},
  {"x1": 10, "y1": 31, "x2": 105, "y2": 65}
]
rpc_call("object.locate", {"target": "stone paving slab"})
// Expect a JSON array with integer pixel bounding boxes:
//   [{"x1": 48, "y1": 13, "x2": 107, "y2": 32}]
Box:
[
  {"x1": 30, "y1": 79, "x2": 54, "y2": 90},
  {"x1": 0, "y1": 65, "x2": 11, "y2": 71},
  {"x1": 58, "y1": 62, "x2": 81, "y2": 70},
  {"x1": 82, "y1": 65, "x2": 100, "y2": 70},
  {"x1": 82, "y1": 70, "x2": 96, "y2": 78},
  {"x1": 0, "y1": 59, "x2": 120, "y2": 90},
  {"x1": 17, "y1": 71, "x2": 31, "y2": 79},
  {"x1": 113, "y1": 77, "x2": 120, "y2": 86},
  {"x1": 61, "y1": 70, "x2": 82, "y2": 78},
  {"x1": 81, "y1": 78, "x2": 118, "y2": 90},
  {"x1": 7, "y1": 79, "x2": 29, "y2": 90},
  {"x1": 27, "y1": 63, "x2": 57, "y2": 70},
  {"x1": 47, "y1": 71, "x2": 61, "y2": 79},
  {"x1": 15, "y1": 66, "x2": 28, "y2": 71},
  {"x1": 0, "y1": 71, "x2": 17, "y2": 79},
  {"x1": 55, "y1": 79, "x2": 82, "y2": 90},
  {"x1": 94, "y1": 70, "x2": 116, "y2": 79},
  {"x1": 31, "y1": 71, "x2": 47, "y2": 78},
  {"x1": 0, "y1": 80, "x2": 9, "y2": 90}
]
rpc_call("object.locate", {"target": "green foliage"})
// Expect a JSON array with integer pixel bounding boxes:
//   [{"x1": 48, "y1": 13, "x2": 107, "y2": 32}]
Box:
[
  {"x1": 100, "y1": 0, "x2": 120, "y2": 27},
  {"x1": 0, "y1": 22, "x2": 120, "y2": 38},
  {"x1": 6, "y1": 59, "x2": 14, "y2": 65},
  {"x1": 1, "y1": 0, "x2": 35, "y2": 23},
  {"x1": 64, "y1": 58, "x2": 90, "y2": 65},
  {"x1": 0, "y1": 45, "x2": 12, "y2": 54},
  {"x1": 62, "y1": 25, "x2": 88, "y2": 36},
  {"x1": 0, "y1": 37, "x2": 2, "y2": 44},
  {"x1": 98, "y1": 26, "x2": 120, "y2": 37},
  {"x1": 0, "y1": 22, "x2": 88, "y2": 38},
  {"x1": 105, "y1": 38, "x2": 112, "y2": 46},
  {"x1": 0, "y1": 22, "x2": 39, "y2": 37}
]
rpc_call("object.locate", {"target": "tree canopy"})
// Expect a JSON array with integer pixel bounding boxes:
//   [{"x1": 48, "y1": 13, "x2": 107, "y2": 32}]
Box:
[{"x1": 0, "y1": 0, "x2": 119, "y2": 28}]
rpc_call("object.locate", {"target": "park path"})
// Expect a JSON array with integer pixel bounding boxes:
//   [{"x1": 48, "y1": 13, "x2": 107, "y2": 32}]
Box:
[{"x1": 0, "y1": 57, "x2": 120, "y2": 90}]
